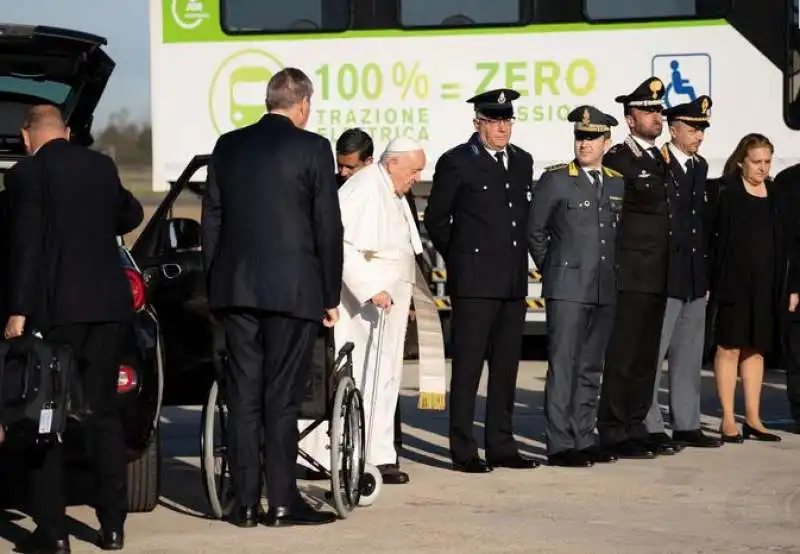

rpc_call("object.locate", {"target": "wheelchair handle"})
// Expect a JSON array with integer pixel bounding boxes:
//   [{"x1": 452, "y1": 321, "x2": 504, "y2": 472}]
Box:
[{"x1": 334, "y1": 341, "x2": 355, "y2": 367}]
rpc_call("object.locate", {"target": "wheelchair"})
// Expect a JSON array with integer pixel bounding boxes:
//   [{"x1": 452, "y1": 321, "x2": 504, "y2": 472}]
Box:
[{"x1": 199, "y1": 326, "x2": 382, "y2": 520}]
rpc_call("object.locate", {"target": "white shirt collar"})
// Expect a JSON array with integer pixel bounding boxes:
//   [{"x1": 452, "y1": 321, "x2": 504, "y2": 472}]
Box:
[
  {"x1": 484, "y1": 145, "x2": 507, "y2": 158},
  {"x1": 581, "y1": 166, "x2": 603, "y2": 181},
  {"x1": 667, "y1": 143, "x2": 695, "y2": 169},
  {"x1": 631, "y1": 134, "x2": 657, "y2": 154}
]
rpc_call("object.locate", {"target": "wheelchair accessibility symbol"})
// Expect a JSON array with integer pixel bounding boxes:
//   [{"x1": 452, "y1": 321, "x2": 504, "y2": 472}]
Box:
[{"x1": 651, "y1": 53, "x2": 711, "y2": 108}]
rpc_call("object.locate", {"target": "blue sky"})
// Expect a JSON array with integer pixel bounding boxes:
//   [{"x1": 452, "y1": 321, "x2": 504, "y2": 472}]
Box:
[{"x1": 4, "y1": 0, "x2": 150, "y2": 128}]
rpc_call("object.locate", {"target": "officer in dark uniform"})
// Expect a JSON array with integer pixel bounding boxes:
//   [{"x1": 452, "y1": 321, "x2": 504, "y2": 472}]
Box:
[
  {"x1": 528, "y1": 105, "x2": 624, "y2": 468},
  {"x1": 596, "y1": 77, "x2": 680, "y2": 459},
  {"x1": 424, "y1": 88, "x2": 538, "y2": 473},
  {"x1": 643, "y1": 96, "x2": 723, "y2": 449}
]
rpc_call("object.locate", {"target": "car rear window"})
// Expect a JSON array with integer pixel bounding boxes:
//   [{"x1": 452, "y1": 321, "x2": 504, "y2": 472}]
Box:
[{"x1": 0, "y1": 76, "x2": 71, "y2": 104}]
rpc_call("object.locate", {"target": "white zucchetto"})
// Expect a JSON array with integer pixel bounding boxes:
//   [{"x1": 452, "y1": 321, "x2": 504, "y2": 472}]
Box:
[{"x1": 384, "y1": 136, "x2": 423, "y2": 154}]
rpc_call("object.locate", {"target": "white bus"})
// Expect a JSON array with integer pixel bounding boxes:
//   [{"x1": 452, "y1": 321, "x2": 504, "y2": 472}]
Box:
[{"x1": 150, "y1": 0, "x2": 800, "y2": 335}]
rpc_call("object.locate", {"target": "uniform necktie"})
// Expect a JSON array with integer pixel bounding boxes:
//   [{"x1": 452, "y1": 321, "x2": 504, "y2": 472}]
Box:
[
  {"x1": 494, "y1": 151, "x2": 506, "y2": 170},
  {"x1": 588, "y1": 169, "x2": 603, "y2": 201},
  {"x1": 648, "y1": 146, "x2": 663, "y2": 163},
  {"x1": 685, "y1": 158, "x2": 694, "y2": 173}
]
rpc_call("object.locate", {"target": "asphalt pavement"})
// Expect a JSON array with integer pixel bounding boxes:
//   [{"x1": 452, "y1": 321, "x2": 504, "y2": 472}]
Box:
[{"x1": 1, "y1": 359, "x2": 798, "y2": 553}]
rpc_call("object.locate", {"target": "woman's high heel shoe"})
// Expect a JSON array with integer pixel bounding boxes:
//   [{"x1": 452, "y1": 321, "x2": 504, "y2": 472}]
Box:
[
  {"x1": 718, "y1": 425, "x2": 744, "y2": 443},
  {"x1": 719, "y1": 431, "x2": 744, "y2": 443},
  {"x1": 742, "y1": 423, "x2": 782, "y2": 442}
]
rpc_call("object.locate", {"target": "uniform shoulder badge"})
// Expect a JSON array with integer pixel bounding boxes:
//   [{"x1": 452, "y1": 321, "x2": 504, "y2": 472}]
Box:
[
  {"x1": 602, "y1": 166, "x2": 623, "y2": 178},
  {"x1": 659, "y1": 144, "x2": 671, "y2": 164},
  {"x1": 544, "y1": 162, "x2": 568, "y2": 173}
]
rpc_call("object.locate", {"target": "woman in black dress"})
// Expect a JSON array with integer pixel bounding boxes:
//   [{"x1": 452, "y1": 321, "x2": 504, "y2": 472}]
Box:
[{"x1": 707, "y1": 133, "x2": 800, "y2": 442}]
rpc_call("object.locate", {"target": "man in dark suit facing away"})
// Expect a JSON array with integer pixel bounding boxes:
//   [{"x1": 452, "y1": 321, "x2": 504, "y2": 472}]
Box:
[
  {"x1": 202, "y1": 68, "x2": 343, "y2": 527},
  {"x1": 4, "y1": 104, "x2": 144, "y2": 553}
]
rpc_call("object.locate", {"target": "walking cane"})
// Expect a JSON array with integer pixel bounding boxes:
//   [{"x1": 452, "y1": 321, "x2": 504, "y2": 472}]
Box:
[
  {"x1": 358, "y1": 304, "x2": 388, "y2": 507},
  {"x1": 365, "y1": 307, "x2": 387, "y2": 456}
]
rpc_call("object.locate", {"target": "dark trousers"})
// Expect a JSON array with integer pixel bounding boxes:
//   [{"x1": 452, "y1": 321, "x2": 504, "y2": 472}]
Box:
[
  {"x1": 221, "y1": 308, "x2": 318, "y2": 508},
  {"x1": 448, "y1": 297, "x2": 526, "y2": 463},
  {"x1": 30, "y1": 322, "x2": 128, "y2": 540},
  {"x1": 597, "y1": 291, "x2": 667, "y2": 446},
  {"x1": 394, "y1": 400, "x2": 402, "y2": 464},
  {"x1": 785, "y1": 323, "x2": 800, "y2": 422},
  {"x1": 544, "y1": 300, "x2": 615, "y2": 455}
]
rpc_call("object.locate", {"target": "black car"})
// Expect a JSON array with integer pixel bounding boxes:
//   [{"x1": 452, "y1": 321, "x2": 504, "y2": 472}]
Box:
[{"x1": 0, "y1": 23, "x2": 164, "y2": 513}]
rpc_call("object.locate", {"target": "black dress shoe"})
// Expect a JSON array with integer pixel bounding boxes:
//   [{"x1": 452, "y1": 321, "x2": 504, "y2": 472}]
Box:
[
  {"x1": 645, "y1": 433, "x2": 680, "y2": 455},
  {"x1": 97, "y1": 528, "x2": 124, "y2": 551},
  {"x1": 378, "y1": 464, "x2": 410, "y2": 484},
  {"x1": 672, "y1": 429, "x2": 723, "y2": 448},
  {"x1": 579, "y1": 446, "x2": 617, "y2": 464},
  {"x1": 229, "y1": 505, "x2": 259, "y2": 528},
  {"x1": 610, "y1": 440, "x2": 656, "y2": 460},
  {"x1": 262, "y1": 500, "x2": 336, "y2": 526},
  {"x1": 452, "y1": 456, "x2": 493, "y2": 473},
  {"x1": 488, "y1": 453, "x2": 540, "y2": 469},
  {"x1": 14, "y1": 529, "x2": 70, "y2": 554},
  {"x1": 742, "y1": 423, "x2": 782, "y2": 442},
  {"x1": 548, "y1": 450, "x2": 593, "y2": 468}
]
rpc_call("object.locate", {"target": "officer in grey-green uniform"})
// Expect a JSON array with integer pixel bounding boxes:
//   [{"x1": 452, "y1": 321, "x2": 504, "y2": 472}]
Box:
[{"x1": 527, "y1": 105, "x2": 624, "y2": 468}]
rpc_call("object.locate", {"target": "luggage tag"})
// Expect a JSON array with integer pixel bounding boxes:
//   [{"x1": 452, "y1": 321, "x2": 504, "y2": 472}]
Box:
[{"x1": 39, "y1": 400, "x2": 55, "y2": 435}]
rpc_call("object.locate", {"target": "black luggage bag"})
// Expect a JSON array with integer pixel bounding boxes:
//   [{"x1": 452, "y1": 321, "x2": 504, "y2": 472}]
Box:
[{"x1": 0, "y1": 335, "x2": 84, "y2": 440}]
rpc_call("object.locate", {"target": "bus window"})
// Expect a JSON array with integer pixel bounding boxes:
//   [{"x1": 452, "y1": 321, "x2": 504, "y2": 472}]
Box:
[
  {"x1": 397, "y1": 0, "x2": 527, "y2": 28},
  {"x1": 221, "y1": 0, "x2": 351, "y2": 34},
  {"x1": 583, "y1": 0, "x2": 730, "y2": 21},
  {"x1": 786, "y1": 0, "x2": 800, "y2": 129}
]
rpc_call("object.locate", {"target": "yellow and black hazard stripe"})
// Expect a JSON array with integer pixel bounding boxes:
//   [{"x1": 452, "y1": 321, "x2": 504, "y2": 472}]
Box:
[
  {"x1": 434, "y1": 297, "x2": 545, "y2": 311},
  {"x1": 431, "y1": 268, "x2": 542, "y2": 283},
  {"x1": 526, "y1": 298, "x2": 546, "y2": 309},
  {"x1": 434, "y1": 297, "x2": 452, "y2": 309}
]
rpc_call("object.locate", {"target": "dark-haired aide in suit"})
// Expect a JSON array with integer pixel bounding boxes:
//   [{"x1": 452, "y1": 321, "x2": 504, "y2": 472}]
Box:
[{"x1": 528, "y1": 105, "x2": 624, "y2": 468}]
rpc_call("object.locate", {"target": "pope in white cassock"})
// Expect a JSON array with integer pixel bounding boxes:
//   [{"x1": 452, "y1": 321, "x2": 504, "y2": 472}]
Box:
[{"x1": 298, "y1": 136, "x2": 425, "y2": 486}]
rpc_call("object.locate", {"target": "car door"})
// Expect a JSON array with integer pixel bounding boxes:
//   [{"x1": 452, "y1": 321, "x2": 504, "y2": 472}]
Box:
[{"x1": 131, "y1": 155, "x2": 217, "y2": 404}]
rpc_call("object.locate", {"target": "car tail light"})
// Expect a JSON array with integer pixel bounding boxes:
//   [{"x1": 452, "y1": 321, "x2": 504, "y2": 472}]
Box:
[
  {"x1": 118, "y1": 365, "x2": 138, "y2": 394},
  {"x1": 124, "y1": 267, "x2": 145, "y2": 312}
]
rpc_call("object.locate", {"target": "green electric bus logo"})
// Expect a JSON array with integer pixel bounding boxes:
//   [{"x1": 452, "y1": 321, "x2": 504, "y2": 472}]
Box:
[
  {"x1": 171, "y1": 0, "x2": 209, "y2": 30},
  {"x1": 209, "y1": 49, "x2": 285, "y2": 135}
]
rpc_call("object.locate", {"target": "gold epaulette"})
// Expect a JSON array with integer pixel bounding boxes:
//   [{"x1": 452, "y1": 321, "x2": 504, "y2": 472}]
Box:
[
  {"x1": 544, "y1": 162, "x2": 568, "y2": 172},
  {"x1": 660, "y1": 144, "x2": 671, "y2": 164},
  {"x1": 602, "y1": 166, "x2": 623, "y2": 178}
]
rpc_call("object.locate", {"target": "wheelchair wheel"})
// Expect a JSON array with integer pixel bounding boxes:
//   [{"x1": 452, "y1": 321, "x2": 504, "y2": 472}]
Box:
[
  {"x1": 200, "y1": 380, "x2": 235, "y2": 519},
  {"x1": 357, "y1": 463, "x2": 382, "y2": 507},
  {"x1": 329, "y1": 375, "x2": 365, "y2": 518}
]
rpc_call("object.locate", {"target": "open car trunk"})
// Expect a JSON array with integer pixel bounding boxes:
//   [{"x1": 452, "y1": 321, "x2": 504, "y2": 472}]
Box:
[{"x1": 0, "y1": 23, "x2": 114, "y2": 159}]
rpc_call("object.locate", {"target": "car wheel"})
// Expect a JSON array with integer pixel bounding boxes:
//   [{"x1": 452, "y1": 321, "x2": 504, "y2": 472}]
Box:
[{"x1": 126, "y1": 426, "x2": 162, "y2": 513}]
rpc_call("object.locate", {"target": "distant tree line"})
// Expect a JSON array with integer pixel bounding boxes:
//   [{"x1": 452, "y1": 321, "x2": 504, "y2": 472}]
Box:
[{"x1": 91, "y1": 108, "x2": 152, "y2": 167}]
